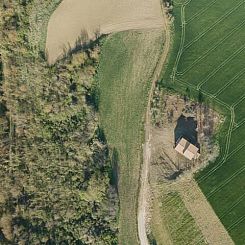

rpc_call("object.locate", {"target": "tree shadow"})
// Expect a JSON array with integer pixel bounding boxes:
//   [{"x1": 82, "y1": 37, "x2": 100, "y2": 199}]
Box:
[
  {"x1": 110, "y1": 148, "x2": 119, "y2": 193},
  {"x1": 46, "y1": 27, "x2": 106, "y2": 65}
]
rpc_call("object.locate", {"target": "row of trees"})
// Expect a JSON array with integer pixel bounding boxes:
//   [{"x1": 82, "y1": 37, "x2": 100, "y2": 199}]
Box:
[{"x1": 0, "y1": 1, "x2": 118, "y2": 244}]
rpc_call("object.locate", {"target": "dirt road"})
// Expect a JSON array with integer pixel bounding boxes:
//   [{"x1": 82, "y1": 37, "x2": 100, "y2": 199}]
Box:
[{"x1": 137, "y1": 5, "x2": 171, "y2": 245}]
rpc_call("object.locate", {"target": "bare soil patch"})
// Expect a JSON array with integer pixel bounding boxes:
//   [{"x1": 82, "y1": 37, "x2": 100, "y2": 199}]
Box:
[{"x1": 46, "y1": 0, "x2": 164, "y2": 63}]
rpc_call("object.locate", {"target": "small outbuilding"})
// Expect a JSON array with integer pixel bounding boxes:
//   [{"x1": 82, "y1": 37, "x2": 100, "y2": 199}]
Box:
[{"x1": 175, "y1": 137, "x2": 200, "y2": 160}]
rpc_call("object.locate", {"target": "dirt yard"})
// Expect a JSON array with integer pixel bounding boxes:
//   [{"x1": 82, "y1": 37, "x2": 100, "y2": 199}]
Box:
[
  {"x1": 150, "y1": 90, "x2": 221, "y2": 181},
  {"x1": 46, "y1": 0, "x2": 164, "y2": 63}
]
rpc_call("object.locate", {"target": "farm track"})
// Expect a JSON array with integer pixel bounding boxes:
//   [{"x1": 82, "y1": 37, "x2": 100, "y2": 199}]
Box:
[
  {"x1": 187, "y1": 0, "x2": 218, "y2": 23},
  {"x1": 233, "y1": 119, "x2": 245, "y2": 131},
  {"x1": 214, "y1": 67, "x2": 245, "y2": 97},
  {"x1": 137, "y1": 4, "x2": 171, "y2": 245},
  {"x1": 183, "y1": 0, "x2": 244, "y2": 50},
  {"x1": 177, "y1": 20, "x2": 245, "y2": 76},
  {"x1": 197, "y1": 45, "x2": 245, "y2": 89},
  {"x1": 220, "y1": 192, "x2": 245, "y2": 219}
]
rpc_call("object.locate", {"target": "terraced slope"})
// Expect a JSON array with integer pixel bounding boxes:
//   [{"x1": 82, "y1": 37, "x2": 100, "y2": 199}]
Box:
[{"x1": 160, "y1": 0, "x2": 245, "y2": 244}]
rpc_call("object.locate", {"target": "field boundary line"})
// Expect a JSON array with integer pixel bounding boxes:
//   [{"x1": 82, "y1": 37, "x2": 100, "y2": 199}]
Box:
[
  {"x1": 197, "y1": 45, "x2": 245, "y2": 89},
  {"x1": 183, "y1": 0, "x2": 244, "y2": 50},
  {"x1": 177, "y1": 20, "x2": 245, "y2": 76},
  {"x1": 175, "y1": 78, "x2": 231, "y2": 110},
  {"x1": 207, "y1": 163, "x2": 245, "y2": 199},
  {"x1": 227, "y1": 214, "x2": 245, "y2": 232},
  {"x1": 197, "y1": 45, "x2": 245, "y2": 90},
  {"x1": 187, "y1": 0, "x2": 218, "y2": 23},
  {"x1": 232, "y1": 94, "x2": 245, "y2": 108},
  {"x1": 233, "y1": 119, "x2": 245, "y2": 131},
  {"x1": 162, "y1": 190, "x2": 206, "y2": 244},
  {"x1": 220, "y1": 192, "x2": 245, "y2": 219},
  {"x1": 226, "y1": 141, "x2": 245, "y2": 160},
  {"x1": 199, "y1": 136, "x2": 245, "y2": 183},
  {"x1": 214, "y1": 67, "x2": 245, "y2": 97},
  {"x1": 197, "y1": 107, "x2": 234, "y2": 183},
  {"x1": 171, "y1": 4, "x2": 187, "y2": 82},
  {"x1": 174, "y1": 179, "x2": 234, "y2": 244}
]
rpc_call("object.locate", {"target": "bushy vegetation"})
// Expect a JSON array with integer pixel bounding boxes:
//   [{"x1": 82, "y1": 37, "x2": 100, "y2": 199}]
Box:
[
  {"x1": 0, "y1": 1, "x2": 118, "y2": 244},
  {"x1": 159, "y1": 0, "x2": 245, "y2": 243}
]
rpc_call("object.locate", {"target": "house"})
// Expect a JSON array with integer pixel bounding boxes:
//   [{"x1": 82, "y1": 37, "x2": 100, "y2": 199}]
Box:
[{"x1": 175, "y1": 137, "x2": 200, "y2": 160}]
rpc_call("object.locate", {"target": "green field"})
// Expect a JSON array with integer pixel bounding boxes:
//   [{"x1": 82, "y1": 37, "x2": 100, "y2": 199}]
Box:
[
  {"x1": 97, "y1": 30, "x2": 164, "y2": 244},
  {"x1": 151, "y1": 191, "x2": 205, "y2": 245},
  {"x1": 160, "y1": 0, "x2": 245, "y2": 243}
]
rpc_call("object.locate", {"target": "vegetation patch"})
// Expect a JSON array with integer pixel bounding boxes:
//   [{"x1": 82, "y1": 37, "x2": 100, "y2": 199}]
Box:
[
  {"x1": 97, "y1": 30, "x2": 164, "y2": 244},
  {"x1": 0, "y1": 1, "x2": 118, "y2": 244}
]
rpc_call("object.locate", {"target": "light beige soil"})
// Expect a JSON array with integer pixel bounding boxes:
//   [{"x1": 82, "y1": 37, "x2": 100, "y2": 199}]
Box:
[{"x1": 46, "y1": 0, "x2": 164, "y2": 63}]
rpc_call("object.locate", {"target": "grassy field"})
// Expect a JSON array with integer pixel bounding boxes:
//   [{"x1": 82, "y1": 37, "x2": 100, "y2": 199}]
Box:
[
  {"x1": 159, "y1": 0, "x2": 245, "y2": 243},
  {"x1": 97, "y1": 30, "x2": 164, "y2": 244},
  {"x1": 150, "y1": 189, "x2": 205, "y2": 245}
]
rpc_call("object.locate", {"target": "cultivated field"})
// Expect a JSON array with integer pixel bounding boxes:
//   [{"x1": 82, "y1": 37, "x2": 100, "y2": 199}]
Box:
[
  {"x1": 160, "y1": 0, "x2": 245, "y2": 243},
  {"x1": 46, "y1": 0, "x2": 164, "y2": 63},
  {"x1": 97, "y1": 30, "x2": 164, "y2": 245}
]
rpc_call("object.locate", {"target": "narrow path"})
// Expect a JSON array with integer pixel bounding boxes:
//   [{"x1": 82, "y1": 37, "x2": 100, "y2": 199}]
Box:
[{"x1": 137, "y1": 5, "x2": 171, "y2": 245}]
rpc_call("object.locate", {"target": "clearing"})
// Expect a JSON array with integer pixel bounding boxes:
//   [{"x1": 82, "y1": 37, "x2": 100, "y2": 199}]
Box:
[
  {"x1": 158, "y1": 0, "x2": 245, "y2": 243},
  {"x1": 45, "y1": 0, "x2": 164, "y2": 63},
  {"x1": 97, "y1": 29, "x2": 164, "y2": 245}
]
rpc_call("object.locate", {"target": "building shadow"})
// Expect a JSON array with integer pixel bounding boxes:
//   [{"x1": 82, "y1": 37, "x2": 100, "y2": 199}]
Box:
[{"x1": 174, "y1": 114, "x2": 199, "y2": 148}]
